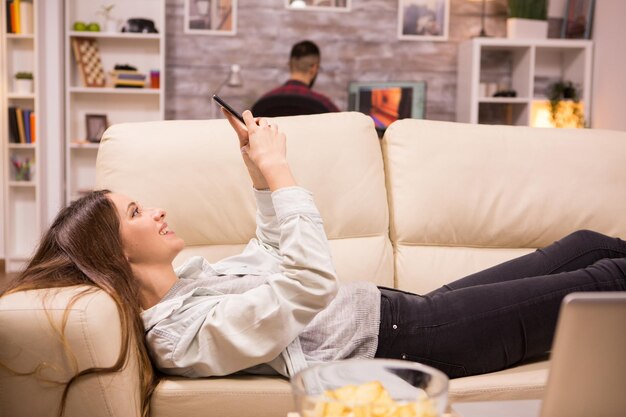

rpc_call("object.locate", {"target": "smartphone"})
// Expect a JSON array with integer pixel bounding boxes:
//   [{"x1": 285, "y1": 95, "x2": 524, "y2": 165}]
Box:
[{"x1": 212, "y1": 94, "x2": 245, "y2": 124}]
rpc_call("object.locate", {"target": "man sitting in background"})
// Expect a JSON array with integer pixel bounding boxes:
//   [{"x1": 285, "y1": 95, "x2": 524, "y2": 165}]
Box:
[{"x1": 251, "y1": 40, "x2": 339, "y2": 117}]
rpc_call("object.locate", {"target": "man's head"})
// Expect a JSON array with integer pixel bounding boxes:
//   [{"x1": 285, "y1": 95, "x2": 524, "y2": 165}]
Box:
[{"x1": 289, "y1": 40, "x2": 321, "y2": 88}]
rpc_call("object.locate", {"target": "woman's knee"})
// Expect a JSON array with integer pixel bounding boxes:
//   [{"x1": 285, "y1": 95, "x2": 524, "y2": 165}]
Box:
[{"x1": 565, "y1": 229, "x2": 610, "y2": 246}]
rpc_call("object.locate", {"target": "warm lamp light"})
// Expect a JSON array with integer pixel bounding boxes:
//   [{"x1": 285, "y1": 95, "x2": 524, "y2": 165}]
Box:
[
  {"x1": 211, "y1": 64, "x2": 243, "y2": 119},
  {"x1": 531, "y1": 100, "x2": 585, "y2": 128}
]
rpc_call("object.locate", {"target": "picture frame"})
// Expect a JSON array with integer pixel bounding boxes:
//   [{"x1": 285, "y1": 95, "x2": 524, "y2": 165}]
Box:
[
  {"x1": 85, "y1": 114, "x2": 108, "y2": 143},
  {"x1": 285, "y1": 0, "x2": 350, "y2": 12},
  {"x1": 348, "y1": 81, "x2": 427, "y2": 134},
  {"x1": 398, "y1": 0, "x2": 450, "y2": 41},
  {"x1": 561, "y1": 0, "x2": 595, "y2": 39},
  {"x1": 184, "y1": 0, "x2": 237, "y2": 35}
]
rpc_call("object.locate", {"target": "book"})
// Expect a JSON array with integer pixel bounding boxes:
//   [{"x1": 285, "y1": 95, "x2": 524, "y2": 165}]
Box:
[
  {"x1": 8, "y1": 107, "x2": 19, "y2": 143},
  {"x1": 30, "y1": 111, "x2": 36, "y2": 143},
  {"x1": 22, "y1": 109, "x2": 31, "y2": 143},
  {"x1": 16, "y1": 107, "x2": 25, "y2": 143},
  {"x1": 6, "y1": 0, "x2": 13, "y2": 33},
  {"x1": 9, "y1": 1, "x2": 18, "y2": 34},
  {"x1": 13, "y1": 0, "x2": 20, "y2": 34},
  {"x1": 19, "y1": 0, "x2": 33, "y2": 34}
]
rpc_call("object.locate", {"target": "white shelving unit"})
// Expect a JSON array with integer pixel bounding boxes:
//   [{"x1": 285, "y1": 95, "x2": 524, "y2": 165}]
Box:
[
  {"x1": 457, "y1": 38, "x2": 593, "y2": 126},
  {"x1": 64, "y1": 0, "x2": 165, "y2": 202},
  {"x1": 2, "y1": 0, "x2": 42, "y2": 272}
]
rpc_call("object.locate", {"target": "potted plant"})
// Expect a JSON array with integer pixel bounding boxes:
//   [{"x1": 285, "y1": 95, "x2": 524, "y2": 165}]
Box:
[
  {"x1": 547, "y1": 81, "x2": 585, "y2": 128},
  {"x1": 97, "y1": 4, "x2": 117, "y2": 33},
  {"x1": 14, "y1": 71, "x2": 34, "y2": 94},
  {"x1": 507, "y1": 0, "x2": 548, "y2": 39}
]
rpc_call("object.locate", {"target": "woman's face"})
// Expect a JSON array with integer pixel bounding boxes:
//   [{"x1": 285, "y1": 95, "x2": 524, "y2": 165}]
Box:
[{"x1": 108, "y1": 193, "x2": 185, "y2": 265}]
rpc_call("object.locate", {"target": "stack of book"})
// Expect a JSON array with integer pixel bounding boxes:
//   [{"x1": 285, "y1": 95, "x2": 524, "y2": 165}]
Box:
[
  {"x1": 8, "y1": 106, "x2": 36, "y2": 144},
  {"x1": 110, "y1": 69, "x2": 146, "y2": 88},
  {"x1": 6, "y1": 0, "x2": 33, "y2": 34}
]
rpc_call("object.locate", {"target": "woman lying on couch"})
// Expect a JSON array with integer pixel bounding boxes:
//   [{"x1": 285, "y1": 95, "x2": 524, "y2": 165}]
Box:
[{"x1": 3, "y1": 110, "x2": 626, "y2": 416}]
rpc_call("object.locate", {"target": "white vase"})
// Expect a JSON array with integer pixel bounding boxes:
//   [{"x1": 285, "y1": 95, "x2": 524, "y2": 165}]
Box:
[
  {"x1": 507, "y1": 18, "x2": 548, "y2": 39},
  {"x1": 15, "y1": 79, "x2": 33, "y2": 94},
  {"x1": 105, "y1": 20, "x2": 117, "y2": 33}
]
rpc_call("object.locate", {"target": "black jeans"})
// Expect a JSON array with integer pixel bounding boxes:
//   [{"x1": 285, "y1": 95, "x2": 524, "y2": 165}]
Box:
[{"x1": 375, "y1": 230, "x2": 626, "y2": 378}]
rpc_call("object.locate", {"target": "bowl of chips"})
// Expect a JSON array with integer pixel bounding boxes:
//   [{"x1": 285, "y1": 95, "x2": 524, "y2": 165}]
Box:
[{"x1": 291, "y1": 359, "x2": 449, "y2": 417}]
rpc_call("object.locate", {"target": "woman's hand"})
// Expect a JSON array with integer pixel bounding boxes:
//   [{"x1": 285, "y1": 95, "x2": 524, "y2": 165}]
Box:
[
  {"x1": 222, "y1": 108, "x2": 269, "y2": 190},
  {"x1": 242, "y1": 110, "x2": 296, "y2": 191}
]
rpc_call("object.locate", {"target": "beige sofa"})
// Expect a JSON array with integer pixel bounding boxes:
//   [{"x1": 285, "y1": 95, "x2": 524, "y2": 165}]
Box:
[{"x1": 2, "y1": 112, "x2": 625, "y2": 417}]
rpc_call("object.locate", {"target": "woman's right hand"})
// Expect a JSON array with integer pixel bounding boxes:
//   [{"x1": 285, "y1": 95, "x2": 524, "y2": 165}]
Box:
[
  {"x1": 222, "y1": 108, "x2": 269, "y2": 190},
  {"x1": 241, "y1": 110, "x2": 296, "y2": 191}
]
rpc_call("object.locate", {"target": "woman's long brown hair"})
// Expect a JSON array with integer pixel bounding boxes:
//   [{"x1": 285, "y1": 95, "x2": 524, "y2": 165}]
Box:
[{"x1": 2, "y1": 190, "x2": 156, "y2": 417}]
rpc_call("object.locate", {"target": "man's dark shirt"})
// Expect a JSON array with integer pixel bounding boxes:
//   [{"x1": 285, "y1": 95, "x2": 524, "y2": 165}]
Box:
[{"x1": 258, "y1": 80, "x2": 339, "y2": 113}]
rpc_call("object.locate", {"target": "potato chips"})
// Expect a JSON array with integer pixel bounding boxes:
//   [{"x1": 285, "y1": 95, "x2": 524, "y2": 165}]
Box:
[{"x1": 306, "y1": 381, "x2": 437, "y2": 417}]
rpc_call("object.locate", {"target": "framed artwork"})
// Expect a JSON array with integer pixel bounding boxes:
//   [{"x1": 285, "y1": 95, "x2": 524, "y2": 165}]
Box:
[
  {"x1": 398, "y1": 0, "x2": 450, "y2": 41},
  {"x1": 184, "y1": 0, "x2": 237, "y2": 35},
  {"x1": 561, "y1": 0, "x2": 595, "y2": 39},
  {"x1": 348, "y1": 81, "x2": 426, "y2": 133},
  {"x1": 85, "y1": 114, "x2": 108, "y2": 143},
  {"x1": 285, "y1": 0, "x2": 350, "y2": 12}
]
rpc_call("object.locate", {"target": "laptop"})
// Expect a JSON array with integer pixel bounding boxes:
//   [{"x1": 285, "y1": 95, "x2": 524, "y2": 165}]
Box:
[{"x1": 451, "y1": 292, "x2": 626, "y2": 417}]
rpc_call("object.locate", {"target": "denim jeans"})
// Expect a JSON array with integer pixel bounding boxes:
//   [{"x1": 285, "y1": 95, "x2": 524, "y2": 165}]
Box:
[{"x1": 375, "y1": 230, "x2": 626, "y2": 378}]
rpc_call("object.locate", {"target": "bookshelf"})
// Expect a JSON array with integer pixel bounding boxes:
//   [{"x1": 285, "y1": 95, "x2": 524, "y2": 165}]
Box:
[
  {"x1": 2, "y1": 0, "x2": 41, "y2": 272},
  {"x1": 456, "y1": 38, "x2": 593, "y2": 126},
  {"x1": 64, "y1": 0, "x2": 165, "y2": 202}
]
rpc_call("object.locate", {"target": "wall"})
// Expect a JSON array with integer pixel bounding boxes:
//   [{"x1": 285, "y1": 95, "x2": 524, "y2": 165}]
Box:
[
  {"x1": 591, "y1": 0, "x2": 626, "y2": 131},
  {"x1": 165, "y1": 0, "x2": 509, "y2": 121}
]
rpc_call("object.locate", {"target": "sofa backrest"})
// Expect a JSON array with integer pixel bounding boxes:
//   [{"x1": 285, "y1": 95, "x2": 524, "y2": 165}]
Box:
[
  {"x1": 96, "y1": 112, "x2": 394, "y2": 287},
  {"x1": 383, "y1": 119, "x2": 626, "y2": 294}
]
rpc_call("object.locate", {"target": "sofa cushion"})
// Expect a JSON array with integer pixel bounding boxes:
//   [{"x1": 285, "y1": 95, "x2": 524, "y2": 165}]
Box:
[
  {"x1": 383, "y1": 119, "x2": 626, "y2": 293},
  {"x1": 97, "y1": 112, "x2": 393, "y2": 286},
  {"x1": 150, "y1": 359, "x2": 549, "y2": 417}
]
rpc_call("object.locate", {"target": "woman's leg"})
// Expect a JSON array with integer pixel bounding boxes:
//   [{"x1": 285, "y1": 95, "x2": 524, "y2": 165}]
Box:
[
  {"x1": 431, "y1": 230, "x2": 626, "y2": 295},
  {"x1": 375, "y1": 255, "x2": 626, "y2": 379}
]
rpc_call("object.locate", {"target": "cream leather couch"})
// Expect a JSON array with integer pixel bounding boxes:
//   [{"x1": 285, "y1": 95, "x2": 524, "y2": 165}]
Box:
[{"x1": 2, "y1": 112, "x2": 625, "y2": 417}]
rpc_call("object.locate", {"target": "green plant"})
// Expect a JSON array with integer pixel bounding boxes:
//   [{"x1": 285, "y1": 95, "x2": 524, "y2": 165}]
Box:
[
  {"x1": 547, "y1": 81, "x2": 585, "y2": 128},
  {"x1": 15, "y1": 71, "x2": 33, "y2": 80},
  {"x1": 508, "y1": 0, "x2": 547, "y2": 20},
  {"x1": 97, "y1": 4, "x2": 115, "y2": 20}
]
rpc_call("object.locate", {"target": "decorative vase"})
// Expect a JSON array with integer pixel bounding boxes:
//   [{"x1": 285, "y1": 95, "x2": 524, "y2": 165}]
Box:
[
  {"x1": 15, "y1": 79, "x2": 33, "y2": 94},
  {"x1": 105, "y1": 20, "x2": 117, "y2": 33},
  {"x1": 507, "y1": 18, "x2": 548, "y2": 39}
]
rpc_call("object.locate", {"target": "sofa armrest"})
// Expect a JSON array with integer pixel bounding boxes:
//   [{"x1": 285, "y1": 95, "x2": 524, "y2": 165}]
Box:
[{"x1": 0, "y1": 286, "x2": 142, "y2": 417}]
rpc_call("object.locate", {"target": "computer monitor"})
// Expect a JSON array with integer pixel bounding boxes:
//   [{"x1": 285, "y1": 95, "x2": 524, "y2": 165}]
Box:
[{"x1": 348, "y1": 81, "x2": 426, "y2": 134}]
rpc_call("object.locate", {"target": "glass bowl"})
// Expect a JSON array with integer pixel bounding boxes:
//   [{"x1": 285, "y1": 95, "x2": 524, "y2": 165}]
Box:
[{"x1": 291, "y1": 359, "x2": 449, "y2": 417}]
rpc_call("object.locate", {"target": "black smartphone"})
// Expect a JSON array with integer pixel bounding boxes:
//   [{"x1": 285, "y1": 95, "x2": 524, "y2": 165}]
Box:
[{"x1": 212, "y1": 94, "x2": 245, "y2": 124}]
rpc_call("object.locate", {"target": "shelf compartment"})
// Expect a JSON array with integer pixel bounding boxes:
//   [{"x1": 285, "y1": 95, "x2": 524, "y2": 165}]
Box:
[
  {"x1": 6, "y1": 187, "x2": 39, "y2": 260},
  {"x1": 479, "y1": 46, "x2": 533, "y2": 101},
  {"x1": 68, "y1": 93, "x2": 160, "y2": 142},
  {"x1": 478, "y1": 102, "x2": 529, "y2": 126},
  {"x1": 68, "y1": 148, "x2": 97, "y2": 201},
  {"x1": 68, "y1": 34, "x2": 162, "y2": 90}
]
